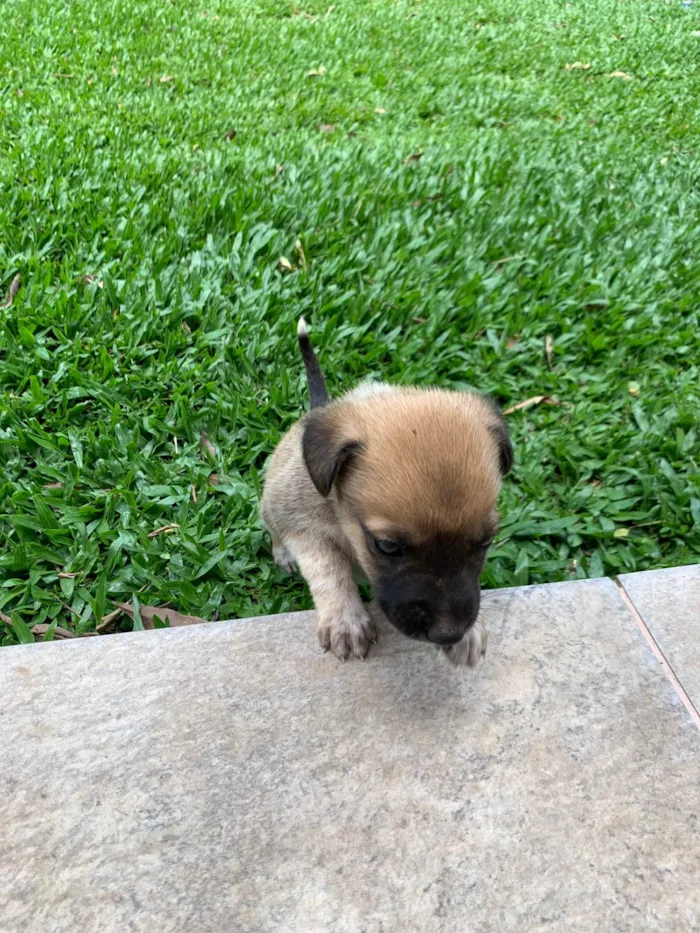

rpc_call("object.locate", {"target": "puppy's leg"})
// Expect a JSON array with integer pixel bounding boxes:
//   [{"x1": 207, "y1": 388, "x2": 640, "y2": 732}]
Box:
[
  {"x1": 288, "y1": 538, "x2": 377, "y2": 661},
  {"x1": 441, "y1": 619, "x2": 488, "y2": 668},
  {"x1": 270, "y1": 531, "x2": 297, "y2": 574}
]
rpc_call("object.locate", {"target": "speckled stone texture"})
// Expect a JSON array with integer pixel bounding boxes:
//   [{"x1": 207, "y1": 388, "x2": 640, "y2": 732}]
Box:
[
  {"x1": 619, "y1": 564, "x2": 700, "y2": 709},
  {"x1": 1, "y1": 577, "x2": 699, "y2": 933}
]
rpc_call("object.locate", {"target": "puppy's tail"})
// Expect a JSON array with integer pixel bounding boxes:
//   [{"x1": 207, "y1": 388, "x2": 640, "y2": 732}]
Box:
[{"x1": 297, "y1": 318, "x2": 329, "y2": 409}]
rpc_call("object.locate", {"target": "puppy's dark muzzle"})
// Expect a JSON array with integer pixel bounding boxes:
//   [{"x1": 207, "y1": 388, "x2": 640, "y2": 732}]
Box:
[{"x1": 427, "y1": 630, "x2": 463, "y2": 646}]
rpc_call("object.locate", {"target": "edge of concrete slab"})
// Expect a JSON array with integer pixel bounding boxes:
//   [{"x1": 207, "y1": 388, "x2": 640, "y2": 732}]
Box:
[
  {"x1": 616, "y1": 565, "x2": 700, "y2": 731},
  {"x1": 4, "y1": 577, "x2": 606, "y2": 656},
  {"x1": 3, "y1": 566, "x2": 699, "y2": 735}
]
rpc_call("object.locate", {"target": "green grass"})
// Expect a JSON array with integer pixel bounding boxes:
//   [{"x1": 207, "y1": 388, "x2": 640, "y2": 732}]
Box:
[{"x1": 1, "y1": 0, "x2": 699, "y2": 644}]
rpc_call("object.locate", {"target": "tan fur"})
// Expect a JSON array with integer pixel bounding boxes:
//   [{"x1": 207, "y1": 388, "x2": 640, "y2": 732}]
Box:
[
  {"x1": 336, "y1": 388, "x2": 500, "y2": 536},
  {"x1": 261, "y1": 384, "x2": 505, "y2": 664}
]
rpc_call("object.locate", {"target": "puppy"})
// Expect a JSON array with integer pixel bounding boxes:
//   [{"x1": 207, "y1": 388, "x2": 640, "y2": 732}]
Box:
[{"x1": 260, "y1": 319, "x2": 512, "y2": 666}]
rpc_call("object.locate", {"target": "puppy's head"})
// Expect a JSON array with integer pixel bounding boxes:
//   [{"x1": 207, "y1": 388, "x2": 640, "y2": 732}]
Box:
[{"x1": 302, "y1": 386, "x2": 512, "y2": 646}]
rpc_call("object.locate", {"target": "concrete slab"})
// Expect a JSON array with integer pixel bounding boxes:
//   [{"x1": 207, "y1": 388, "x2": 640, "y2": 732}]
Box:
[
  {"x1": 619, "y1": 564, "x2": 700, "y2": 711},
  {"x1": 1, "y1": 578, "x2": 699, "y2": 933}
]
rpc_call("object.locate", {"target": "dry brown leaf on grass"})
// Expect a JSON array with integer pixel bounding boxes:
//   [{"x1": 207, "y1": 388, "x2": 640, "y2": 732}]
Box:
[
  {"x1": 2, "y1": 274, "x2": 21, "y2": 308},
  {"x1": 506, "y1": 334, "x2": 520, "y2": 350},
  {"x1": 306, "y1": 66, "x2": 327, "y2": 77},
  {"x1": 200, "y1": 428, "x2": 217, "y2": 462},
  {"x1": 81, "y1": 274, "x2": 103, "y2": 288},
  {"x1": 565, "y1": 62, "x2": 591, "y2": 71},
  {"x1": 224, "y1": 128, "x2": 237, "y2": 140},
  {"x1": 148, "y1": 523, "x2": 180, "y2": 539},
  {"x1": 95, "y1": 606, "x2": 125, "y2": 635},
  {"x1": 503, "y1": 395, "x2": 562, "y2": 415},
  {"x1": 318, "y1": 123, "x2": 336, "y2": 133},
  {"x1": 403, "y1": 151, "x2": 423, "y2": 164},
  {"x1": 278, "y1": 256, "x2": 295, "y2": 272},
  {"x1": 208, "y1": 472, "x2": 220, "y2": 485},
  {"x1": 160, "y1": 75, "x2": 175, "y2": 83},
  {"x1": 52, "y1": 72, "x2": 75, "y2": 79},
  {"x1": 31, "y1": 624, "x2": 76, "y2": 640},
  {"x1": 0, "y1": 610, "x2": 12, "y2": 626},
  {"x1": 58, "y1": 599, "x2": 82, "y2": 620},
  {"x1": 190, "y1": 483, "x2": 197, "y2": 504},
  {"x1": 375, "y1": 107, "x2": 386, "y2": 114},
  {"x1": 609, "y1": 71, "x2": 634, "y2": 80},
  {"x1": 57, "y1": 571, "x2": 78, "y2": 579},
  {"x1": 113, "y1": 601, "x2": 209, "y2": 630},
  {"x1": 545, "y1": 335, "x2": 554, "y2": 368}
]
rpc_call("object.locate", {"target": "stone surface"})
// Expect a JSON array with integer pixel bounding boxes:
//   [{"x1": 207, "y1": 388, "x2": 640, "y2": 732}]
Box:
[
  {"x1": 619, "y1": 564, "x2": 700, "y2": 709},
  {"x1": 1, "y1": 578, "x2": 700, "y2": 933}
]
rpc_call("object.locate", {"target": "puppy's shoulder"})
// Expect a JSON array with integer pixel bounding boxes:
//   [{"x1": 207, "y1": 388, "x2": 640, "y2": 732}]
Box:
[{"x1": 264, "y1": 419, "x2": 305, "y2": 481}]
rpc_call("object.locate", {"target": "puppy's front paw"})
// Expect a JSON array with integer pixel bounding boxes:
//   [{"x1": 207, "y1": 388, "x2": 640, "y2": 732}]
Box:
[
  {"x1": 442, "y1": 620, "x2": 488, "y2": 668},
  {"x1": 317, "y1": 605, "x2": 377, "y2": 661}
]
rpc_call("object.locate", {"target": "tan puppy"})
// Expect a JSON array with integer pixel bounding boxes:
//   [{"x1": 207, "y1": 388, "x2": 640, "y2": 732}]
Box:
[{"x1": 260, "y1": 319, "x2": 512, "y2": 666}]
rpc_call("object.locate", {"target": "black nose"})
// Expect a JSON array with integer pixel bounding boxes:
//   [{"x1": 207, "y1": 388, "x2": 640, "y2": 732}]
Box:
[{"x1": 427, "y1": 630, "x2": 463, "y2": 646}]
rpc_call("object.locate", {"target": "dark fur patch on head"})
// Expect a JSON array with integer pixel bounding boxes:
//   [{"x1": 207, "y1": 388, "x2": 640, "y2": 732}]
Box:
[
  {"x1": 486, "y1": 402, "x2": 513, "y2": 476},
  {"x1": 302, "y1": 408, "x2": 363, "y2": 497}
]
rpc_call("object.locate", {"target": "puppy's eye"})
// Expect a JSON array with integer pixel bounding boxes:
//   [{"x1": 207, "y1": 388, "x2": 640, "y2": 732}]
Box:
[
  {"x1": 478, "y1": 535, "x2": 495, "y2": 550},
  {"x1": 374, "y1": 537, "x2": 403, "y2": 557}
]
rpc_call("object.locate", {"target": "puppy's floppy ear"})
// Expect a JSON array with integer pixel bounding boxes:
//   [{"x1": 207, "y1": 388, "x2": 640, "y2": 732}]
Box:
[
  {"x1": 302, "y1": 407, "x2": 363, "y2": 497},
  {"x1": 487, "y1": 405, "x2": 513, "y2": 476}
]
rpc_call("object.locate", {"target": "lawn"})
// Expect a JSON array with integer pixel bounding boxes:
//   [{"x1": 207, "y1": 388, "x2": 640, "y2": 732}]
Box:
[{"x1": 1, "y1": 0, "x2": 699, "y2": 644}]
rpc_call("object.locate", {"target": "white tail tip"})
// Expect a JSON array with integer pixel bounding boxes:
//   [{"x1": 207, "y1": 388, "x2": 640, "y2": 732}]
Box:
[{"x1": 297, "y1": 317, "x2": 308, "y2": 338}]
